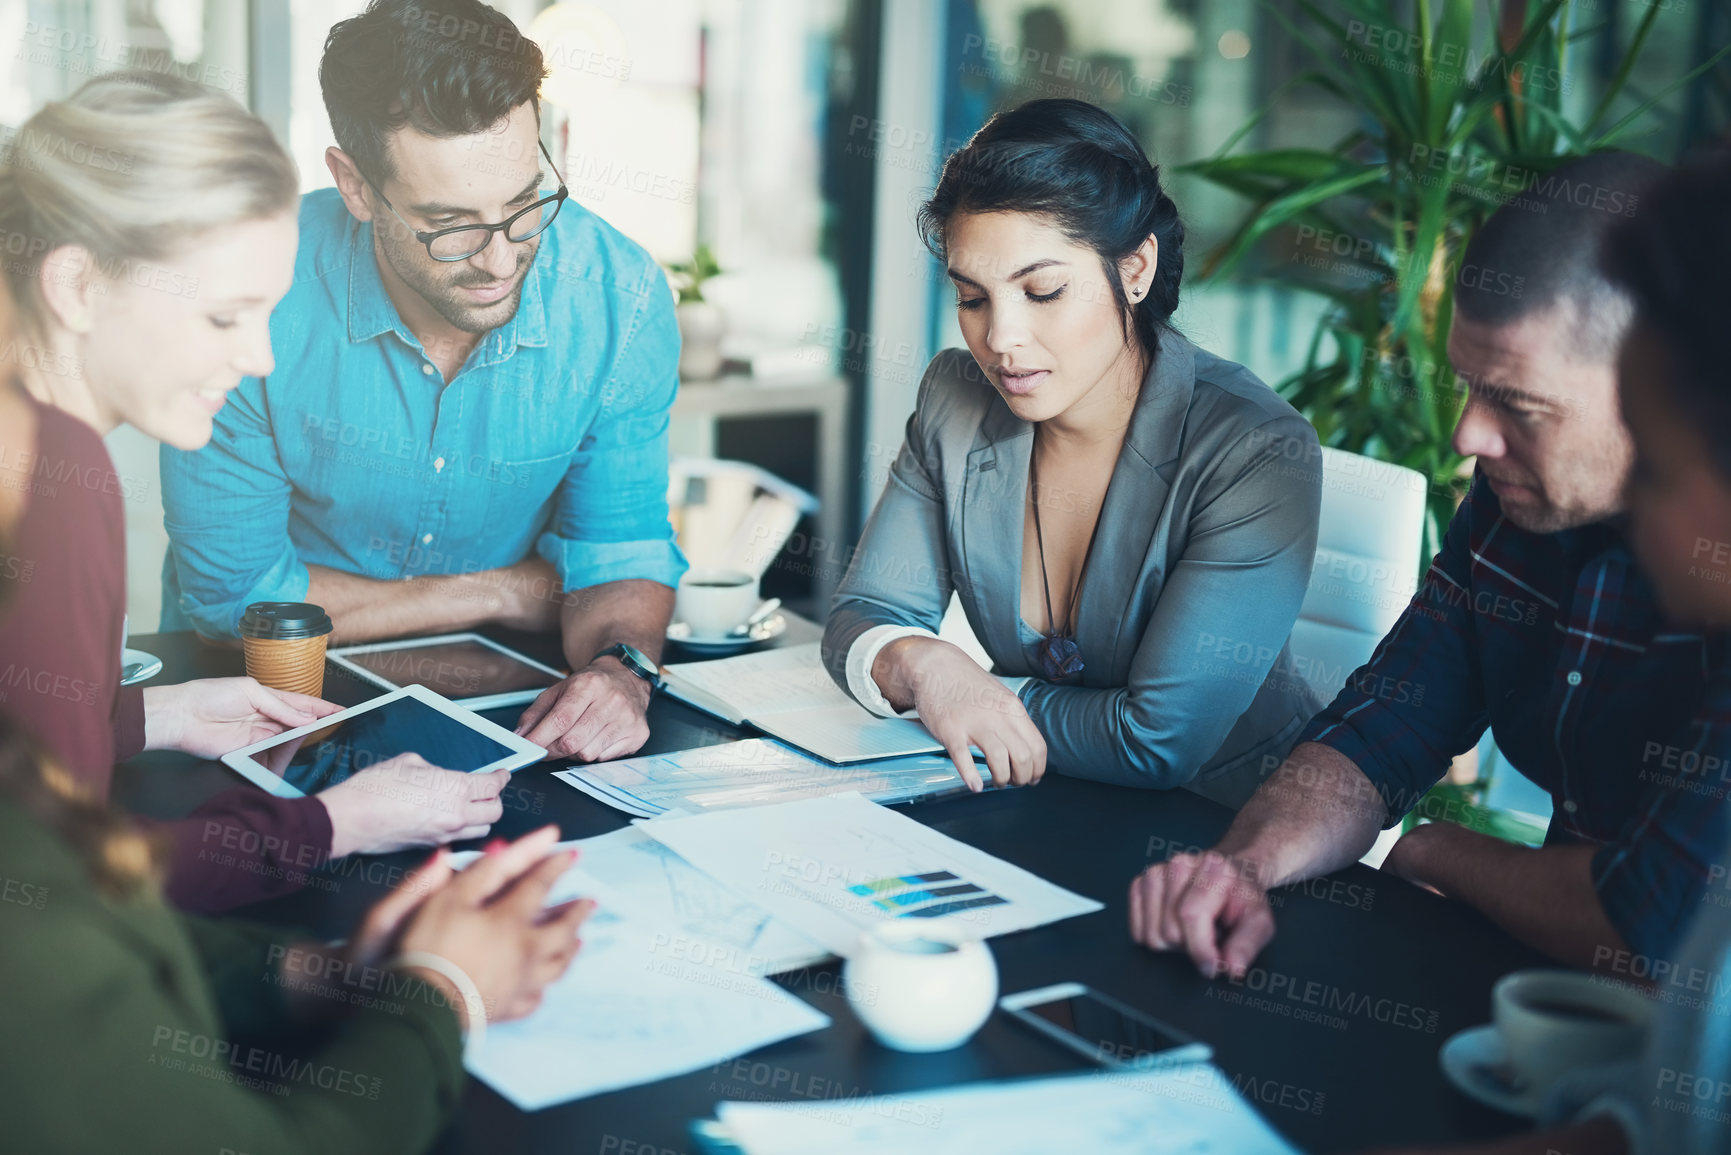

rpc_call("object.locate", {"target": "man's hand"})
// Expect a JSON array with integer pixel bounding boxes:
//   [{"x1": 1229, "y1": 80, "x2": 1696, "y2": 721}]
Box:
[
  {"x1": 142, "y1": 677, "x2": 342, "y2": 758},
  {"x1": 1128, "y1": 850, "x2": 1276, "y2": 980},
  {"x1": 514, "y1": 657, "x2": 652, "y2": 762}
]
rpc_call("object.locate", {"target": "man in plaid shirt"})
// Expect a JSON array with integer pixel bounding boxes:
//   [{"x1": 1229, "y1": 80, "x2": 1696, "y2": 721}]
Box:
[{"x1": 1129, "y1": 152, "x2": 1727, "y2": 978}]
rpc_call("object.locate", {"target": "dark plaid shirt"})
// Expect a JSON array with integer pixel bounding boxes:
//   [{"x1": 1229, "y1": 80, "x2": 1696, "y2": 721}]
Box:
[{"x1": 1301, "y1": 470, "x2": 1731, "y2": 959}]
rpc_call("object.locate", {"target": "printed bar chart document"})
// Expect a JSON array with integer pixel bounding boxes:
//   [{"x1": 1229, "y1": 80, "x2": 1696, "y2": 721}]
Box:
[
  {"x1": 660, "y1": 643, "x2": 943, "y2": 762},
  {"x1": 695, "y1": 1065, "x2": 1302, "y2": 1154},
  {"x1": 555, "y1": 738, "x2": 968, "y2": 818},
  {"x1": 639, "y1": 792, "x2": 1104, "y2": 957}
]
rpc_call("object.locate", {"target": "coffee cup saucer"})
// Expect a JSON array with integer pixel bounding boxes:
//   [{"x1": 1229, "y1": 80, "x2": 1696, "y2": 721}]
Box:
[
  {"x1": 1439, "y1": 1024, "x2": 1545, "y2": 1118},
  {"x1": 665, "y1": 612, "x2": 787, "y2": 655},
  {"x1": 120, "y1": 647, "x2": 164, "y2": 687}
]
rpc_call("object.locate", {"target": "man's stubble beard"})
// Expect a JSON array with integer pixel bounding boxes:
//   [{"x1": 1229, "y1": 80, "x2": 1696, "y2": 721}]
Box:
[{"x1": 378, "y1": 229, "x2": 535, "y2": 335}]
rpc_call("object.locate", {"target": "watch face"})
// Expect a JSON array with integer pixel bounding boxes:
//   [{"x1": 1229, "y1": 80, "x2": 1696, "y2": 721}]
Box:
[{"x1": 613, "y1": 643, "x2": 661, "y2": 687}]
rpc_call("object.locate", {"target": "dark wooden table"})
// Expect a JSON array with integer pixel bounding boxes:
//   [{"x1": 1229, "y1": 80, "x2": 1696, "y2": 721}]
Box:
[{"x1": 114, "y1": 625, "x2": 1541, "y2": 1154}]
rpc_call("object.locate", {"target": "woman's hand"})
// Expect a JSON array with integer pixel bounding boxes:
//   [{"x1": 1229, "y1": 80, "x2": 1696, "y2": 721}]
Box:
[
  {"x1": 318, "y1": 756, "x2": 509, "y2": 857},
  {"x1": 142, "y1": 677, "x2": 340, "y2": 758},
  {"x1": 394, "y1": 826, "x2": 596, "y2": 1025},
  {"x1": 875, "y1": 637, "x2": 1046, "y2": 791}
]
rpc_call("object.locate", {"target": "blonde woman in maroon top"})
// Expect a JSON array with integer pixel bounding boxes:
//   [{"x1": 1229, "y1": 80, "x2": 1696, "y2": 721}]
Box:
[{"x1": 0, "y1": 71, "x2": 509, "y2": 912}]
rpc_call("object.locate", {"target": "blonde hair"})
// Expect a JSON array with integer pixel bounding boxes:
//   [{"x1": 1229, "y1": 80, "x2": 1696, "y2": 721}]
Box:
[{"x1": 0, "y1": 69, "x2": 298, "y2": 340}]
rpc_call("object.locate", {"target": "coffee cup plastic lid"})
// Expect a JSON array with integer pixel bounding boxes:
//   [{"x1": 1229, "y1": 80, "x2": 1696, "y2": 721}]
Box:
[{"x1": 239, "y1": 602, "x2": 334, "y2": 640}]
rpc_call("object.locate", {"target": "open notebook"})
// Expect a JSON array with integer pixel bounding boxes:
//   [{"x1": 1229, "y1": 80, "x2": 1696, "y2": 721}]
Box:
[{"x1": 660, "y1": 643, "x2": 944, "y2": 763}]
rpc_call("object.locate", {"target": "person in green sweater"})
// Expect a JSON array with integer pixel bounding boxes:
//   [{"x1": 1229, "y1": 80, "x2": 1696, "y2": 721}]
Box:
[
  {"x1": 0, "y1": 691, "x2": 594, "y2": 1152},
  {"x1": 0, "y1": 132, "x2": 596, "y2": 1151}
]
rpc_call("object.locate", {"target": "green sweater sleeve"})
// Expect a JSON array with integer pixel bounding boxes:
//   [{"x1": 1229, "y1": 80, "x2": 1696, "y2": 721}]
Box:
[
  {"x1": 0, "y1": 805, "x2": 466, "y2": 1155},
  {"x1": 178, "y1": 914, "x2": 302, "y2": 1041}
]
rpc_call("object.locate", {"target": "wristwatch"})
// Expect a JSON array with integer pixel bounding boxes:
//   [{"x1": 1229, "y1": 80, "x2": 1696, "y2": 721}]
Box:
[{"x1": 597, "y1": 642, "x2": 663, "y2": 694}]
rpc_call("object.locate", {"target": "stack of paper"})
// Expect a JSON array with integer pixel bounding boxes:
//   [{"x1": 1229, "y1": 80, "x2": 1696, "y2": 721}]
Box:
[
  {"x1": 641, "y1": 792, "x2": 1104, "y2": 957},
  {"x1": 696, "y1": 1066, "x2": 1302, "y2": 1154},
  {"x1": 556, "y1": 738, "x2": 968, "y2": 818}
]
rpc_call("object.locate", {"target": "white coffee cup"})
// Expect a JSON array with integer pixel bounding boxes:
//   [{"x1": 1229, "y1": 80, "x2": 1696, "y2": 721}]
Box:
[
  {"x1": 675, "y1": 567, "x2": 760, "y2": 638},
  {"x1": 1491, "y1": 970, "x2": 1651, "y2": 1094},
  {"x1": 842, "y1": 920, "x2": 997, "y2": 1053}
]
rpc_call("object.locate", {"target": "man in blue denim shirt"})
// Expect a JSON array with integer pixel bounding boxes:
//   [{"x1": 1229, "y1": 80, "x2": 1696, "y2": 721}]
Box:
[{"x1": 161, "y1": 0, "x2": 684, "y2": 760}]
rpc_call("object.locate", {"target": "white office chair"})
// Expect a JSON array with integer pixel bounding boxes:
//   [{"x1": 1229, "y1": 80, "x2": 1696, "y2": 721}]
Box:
[
  {"x1": 1282, "y1": 447, "x2": 1428, "y2": 864},
  {"x1": 1287, "y1": 446, "x2": 1429, "y2": 705}
]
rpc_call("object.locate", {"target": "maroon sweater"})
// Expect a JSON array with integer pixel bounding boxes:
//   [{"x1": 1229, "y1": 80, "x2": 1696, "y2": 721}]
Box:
[{"x1": 0, "y1": 397, "x2": 332, "y2": 913}]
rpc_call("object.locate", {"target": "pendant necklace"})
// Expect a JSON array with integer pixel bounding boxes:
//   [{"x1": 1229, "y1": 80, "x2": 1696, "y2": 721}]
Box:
[{"x1": 1029, "y1": 442, "x2": 1102, "y2": 681}]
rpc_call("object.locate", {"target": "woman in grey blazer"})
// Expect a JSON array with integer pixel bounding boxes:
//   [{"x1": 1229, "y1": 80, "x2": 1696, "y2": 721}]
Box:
[{"x1": 823, "y1": 99, "x2": 1323, "y2": 809}]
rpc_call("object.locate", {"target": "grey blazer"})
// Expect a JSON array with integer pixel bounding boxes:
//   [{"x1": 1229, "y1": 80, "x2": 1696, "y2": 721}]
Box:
[{"x1": 824, "y1": 330, "x2": 1324, "y2": 808}]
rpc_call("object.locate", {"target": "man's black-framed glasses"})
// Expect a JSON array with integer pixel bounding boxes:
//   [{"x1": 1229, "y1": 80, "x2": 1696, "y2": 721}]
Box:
[{"x1": 366, "y1": 138, "x2": 568, "y2": 262}]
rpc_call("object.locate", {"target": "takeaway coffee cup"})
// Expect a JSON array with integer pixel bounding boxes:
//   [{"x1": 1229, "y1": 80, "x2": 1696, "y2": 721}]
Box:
[
  {"x1": 1491, "y1": 970, "x2": 1651, "y2": 1095},
  {"x1": 674, "y1": 567, "x2": 760, "y2": 639},
  {"x1": 239, "y1": 602, "x2": 335, "y2": 699}
]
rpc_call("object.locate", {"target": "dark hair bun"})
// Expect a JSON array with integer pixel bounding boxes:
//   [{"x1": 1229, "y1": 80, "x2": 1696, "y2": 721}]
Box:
[{"x1": 918, "y1": 98, "x2": 1184, "y2": 361}]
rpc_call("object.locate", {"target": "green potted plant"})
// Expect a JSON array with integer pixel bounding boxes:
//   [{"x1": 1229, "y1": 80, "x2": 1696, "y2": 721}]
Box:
[
  {"x1": 1183, "y1": 0, "x2": 1727, "y2": 562},
  {"x1": 669, "y1": 244, "x2": 726, "y2": 380},
  {"x1": 1185, "y1": 0, "x2": 1726, "y2": 825}
]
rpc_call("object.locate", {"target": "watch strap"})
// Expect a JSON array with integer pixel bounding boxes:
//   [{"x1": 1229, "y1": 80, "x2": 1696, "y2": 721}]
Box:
[{"x1": 598, "y1": 642, "x2": 662, "y2": 692}]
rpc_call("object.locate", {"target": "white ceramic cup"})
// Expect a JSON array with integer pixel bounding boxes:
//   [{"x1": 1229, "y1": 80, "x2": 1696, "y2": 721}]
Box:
[
  {"x1": 1491, "y1": 970, "x2": 1651, "y2": 1095},
  {"x1": 842, "y1": 920, "x2": 998, "y2": 1053},
  {"x1": 675, "y1": 567, "x2": 760, "y2": 638}
]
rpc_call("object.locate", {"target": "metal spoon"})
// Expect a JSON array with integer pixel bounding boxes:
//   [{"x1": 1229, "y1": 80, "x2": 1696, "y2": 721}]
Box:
[
  {"x1": 730, "y1": 598, "x2": 782, "y2": 636},
  {"x1": 1469, "y1": 1058, "x2": 1529, "y2": 1097}
]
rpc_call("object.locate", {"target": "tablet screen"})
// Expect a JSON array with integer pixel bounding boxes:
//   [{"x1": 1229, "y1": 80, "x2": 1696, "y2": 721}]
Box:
[
  {"x1": 343, "y1": 639, "x2": 559, "y2": 699},
  {"x1": 252, "y1": 695, "x2": 518, "y2": 795}
]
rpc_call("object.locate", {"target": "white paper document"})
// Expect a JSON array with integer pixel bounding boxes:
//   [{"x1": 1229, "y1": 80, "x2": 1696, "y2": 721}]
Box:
[
  {"x1": 661, "y1": 643, "x2": 943, "y2": 762},
  {"x1": 564, "y1": 826, "x2": 830, "y2": 975},
  {"x1": 555, "y1": 738, "x2": 968, "y2": 819},
  {"x1": 452, "y1": 849, "x2": 830, "y2": 1110},
  {"x1": 639, "y1": 792, "x2": 1104, "y2": 957},
  {"x1": 709, "y1": 1065, "x2": 1302, "y2": 1154}
]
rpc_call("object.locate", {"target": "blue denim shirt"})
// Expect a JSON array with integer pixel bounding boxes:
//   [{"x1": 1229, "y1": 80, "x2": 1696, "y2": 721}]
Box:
[{"x1": 160, "y1": 187, "x2": 686, "y2": 637}]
